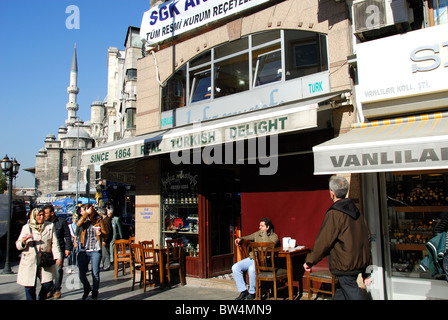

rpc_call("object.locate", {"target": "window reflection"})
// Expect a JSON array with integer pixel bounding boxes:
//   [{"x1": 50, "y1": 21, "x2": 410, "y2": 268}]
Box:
[
  {"x1": 253, "y1": 49, "x2": 281, "y2": 87},
  {"x1": 161, "y1": 30, "x2": 328, "y2": 112}
]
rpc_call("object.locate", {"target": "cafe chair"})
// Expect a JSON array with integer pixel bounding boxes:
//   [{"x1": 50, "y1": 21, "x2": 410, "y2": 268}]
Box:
[
  {"x1": 114, "y1": 238, "x2": 133, "y2": 278},
  {"x1": 250, "y1": 242, "x2": 288, "y2": 300},
  {"x1": 236, "y1": 239, "x2": 251, "y2": 261},
  {"x1": 130, "y1": 242, "x2": 158, "y2": 292},
  {"x1": 306, "y1": 270, "x2": 338, "y2": 300},
  {"x1": 166, "y1": 239, "x2": 186, "y2": 286},
  {"x1": 141, "y1": 240, "x2": 160, "y2": 284}
]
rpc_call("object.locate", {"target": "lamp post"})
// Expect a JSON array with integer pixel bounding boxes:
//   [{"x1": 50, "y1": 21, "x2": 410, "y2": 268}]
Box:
[{"x1": 1, "y1": 155, "x2": 20, "y2": 274}]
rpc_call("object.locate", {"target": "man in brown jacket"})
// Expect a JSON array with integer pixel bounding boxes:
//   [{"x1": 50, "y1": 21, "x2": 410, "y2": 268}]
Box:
[
  {"x1": 304, "y1": 175, "x2": 372, "y2": 300},
  {"x1": 232, "y1": 217, "x2": 279, "y2": 300}
]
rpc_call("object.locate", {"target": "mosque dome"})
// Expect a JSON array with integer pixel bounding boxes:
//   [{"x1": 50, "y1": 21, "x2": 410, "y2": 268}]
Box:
[{"x1": 65, "y1": 128, "x2": 91, "y2": 139}]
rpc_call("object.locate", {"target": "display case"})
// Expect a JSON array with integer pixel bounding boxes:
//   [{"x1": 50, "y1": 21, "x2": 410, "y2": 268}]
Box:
[
  {"x1": 161, "y1": 169, "x2": 203, "y2": 277},
  {"x1": 386, "y1": 171, "x2": 448, "y2": 278}
]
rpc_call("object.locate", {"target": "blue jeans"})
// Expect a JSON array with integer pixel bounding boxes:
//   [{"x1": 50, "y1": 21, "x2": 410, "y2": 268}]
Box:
[
  {"x1": 25, "y1": 280, "x2": 53, "y2": 300},
  {"x1": 232, "y1": 258, "x2": 256, "y2": 294},
  {"x1": 78, "y1": 250, "x2": 102, "y2": 294}
]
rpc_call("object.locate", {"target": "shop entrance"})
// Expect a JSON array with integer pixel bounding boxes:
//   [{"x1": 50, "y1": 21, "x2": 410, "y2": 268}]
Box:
[{"x1": 204, "y1": 166, "x2": 241, "y2": 277}]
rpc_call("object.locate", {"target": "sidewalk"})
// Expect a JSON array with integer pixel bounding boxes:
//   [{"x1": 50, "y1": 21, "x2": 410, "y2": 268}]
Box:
[{"x1": 0, "y1": 260, "x2": 238, "y2": 300}]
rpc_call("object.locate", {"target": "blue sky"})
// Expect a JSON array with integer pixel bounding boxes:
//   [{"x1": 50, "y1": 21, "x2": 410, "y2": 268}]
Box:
[{"x1": 0, "y1": 0, "x2": 149, "y2": 188}]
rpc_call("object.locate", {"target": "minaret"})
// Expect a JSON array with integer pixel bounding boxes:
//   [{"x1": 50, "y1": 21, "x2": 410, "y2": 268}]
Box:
[{"x1": 66, "y1": 44, "x2": 79, "y2": 126}]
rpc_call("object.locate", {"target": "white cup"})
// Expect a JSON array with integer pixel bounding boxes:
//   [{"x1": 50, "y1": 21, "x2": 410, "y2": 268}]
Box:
[
  {"x1": 289, "y1": 239, "x2": 296, "y2": 248},
  {"x1": 282, "y1": 237, "x2": 291, "y2": 248}
]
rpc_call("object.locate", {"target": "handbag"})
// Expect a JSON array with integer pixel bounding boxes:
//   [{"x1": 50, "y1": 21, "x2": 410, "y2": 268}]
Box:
[
  {"x1": 29, "y1": 225, "x2": 56, "y2": 268},
  {"x1": 36, "y1": 251, "x2": 56, "y2": 268}
]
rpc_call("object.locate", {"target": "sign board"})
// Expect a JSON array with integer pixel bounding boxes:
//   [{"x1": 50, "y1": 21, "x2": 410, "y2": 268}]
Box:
[
  {"x1": 161, "y1": 72, "x2": 330, "y2": 128},
  {"x1": 356, "y1": 24, "x2": 448, "y2": 103},
  {"x1": 83, "y1": 102, "x2": 318, "y2": 165},
  {"x1": 140, "y1": 0, "x2": 271, "y2": 45}
]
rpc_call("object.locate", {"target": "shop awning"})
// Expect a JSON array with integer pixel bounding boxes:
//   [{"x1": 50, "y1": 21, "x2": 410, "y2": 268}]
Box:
[
  {"x1": 313, "y1": 112, "x2": 448, "y2": 175},
  {"x1": 82, "y1": 93, "x2": 339, "y2": 168}
]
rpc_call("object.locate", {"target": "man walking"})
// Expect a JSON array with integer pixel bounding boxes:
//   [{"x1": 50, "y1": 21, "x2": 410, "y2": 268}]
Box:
[
  {"x1": 43, "y1": 204, "x2": 73, "y2": 299},
  {"x1": 303, "y1": 175, "x2": 372, "y2": 300}
]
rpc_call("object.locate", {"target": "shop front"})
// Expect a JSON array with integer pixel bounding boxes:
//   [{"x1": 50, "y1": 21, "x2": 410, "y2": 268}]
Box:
[
  {"x1": 314, "y1": 25, "x2": 448, "y2": 299},
  {"x1": 83, "y1": 0, "x2": 355, "y2": 279}
]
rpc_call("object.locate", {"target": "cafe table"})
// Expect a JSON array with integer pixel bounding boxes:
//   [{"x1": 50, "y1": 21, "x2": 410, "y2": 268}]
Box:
[
  {"x1": 143, "y1": 245, "x2": 168, "y2": 286},
  {"x1": 275, "y1": 246, "x2": 310, "y2": 300}
]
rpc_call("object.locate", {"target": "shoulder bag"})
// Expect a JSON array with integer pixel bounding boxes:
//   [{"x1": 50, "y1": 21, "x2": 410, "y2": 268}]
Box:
[{"x1": 29, "y1": 225, "x2": 56, "y2": 268}]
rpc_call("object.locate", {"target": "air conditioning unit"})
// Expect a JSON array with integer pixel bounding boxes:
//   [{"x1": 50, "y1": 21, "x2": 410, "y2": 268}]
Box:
[{"x1": 353, "y1": 0, "x2": 414, "y2": 37}]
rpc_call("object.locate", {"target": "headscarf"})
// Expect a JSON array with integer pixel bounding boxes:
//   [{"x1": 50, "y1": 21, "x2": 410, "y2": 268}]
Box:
[{"x1": 29, "y1": 208, "x2": 45, "y2": 233}]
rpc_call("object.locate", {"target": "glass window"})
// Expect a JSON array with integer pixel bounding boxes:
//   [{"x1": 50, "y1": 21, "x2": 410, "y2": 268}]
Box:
[
  {"x1": 190, "y1": 67, "x2": 213, "y2": 104},
  {"x1": 432, "y1": 0, "x2": 448, "y2": 25},
  {"x1": 215, "y1": 53, "x2": 249, "y2": 98},
  {"x1": 126, "y1": 108, "x2": 136, "y2": 129},
  {"x1": 385, "y1": 171, "x2": 448, "y2": 279},
  {"x1": 162, "y1": 66, "x2": 186, "y2": 111},
  {"x1": 126, "y1": 69, "x2": 137, "y2": 81},
  {"x1": 253, "y1": 47, "x2": 281, "y2": 87},
  {"x1": 285, "y1": 31, "x2": 328, "y2": 80},
  {"x1": 252, "y1": 30, "x2": 280, "y2": 48},
  {"x1": 215, "y1": 37, "x2": 248, "y2": 59},
  {"x1": 160, "y1": 30, "x2": 328, "y2": 112}
]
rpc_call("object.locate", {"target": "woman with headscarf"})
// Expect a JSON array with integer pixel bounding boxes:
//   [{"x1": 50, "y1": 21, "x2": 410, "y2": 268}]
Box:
[{"x1": 16, "y1": 208, "x2": 62, "y2": 300}]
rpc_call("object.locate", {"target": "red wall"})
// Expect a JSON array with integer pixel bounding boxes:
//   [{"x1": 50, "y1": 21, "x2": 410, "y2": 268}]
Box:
[{"x1": 241, "y1": 190, "x2": 332, "y2": 250}]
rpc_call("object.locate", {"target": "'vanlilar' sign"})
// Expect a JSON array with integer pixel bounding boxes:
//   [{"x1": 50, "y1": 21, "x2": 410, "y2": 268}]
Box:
[{"x1": 140, "y1": 0, "x2": 271, "y2": 45}]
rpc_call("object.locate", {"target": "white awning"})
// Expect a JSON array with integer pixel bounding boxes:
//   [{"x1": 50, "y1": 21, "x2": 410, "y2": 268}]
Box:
[
  {"x1": 313, "y1": 112, "x2": 448, "y2": 175},
  {"x1": 82, "y1": 94, "x2": 339, "y2": 167}
]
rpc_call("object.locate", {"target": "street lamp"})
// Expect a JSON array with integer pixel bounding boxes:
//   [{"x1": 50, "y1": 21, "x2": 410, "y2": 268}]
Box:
[{"x1": 1, "y1": 155, "x2": 20, "y2": 274}]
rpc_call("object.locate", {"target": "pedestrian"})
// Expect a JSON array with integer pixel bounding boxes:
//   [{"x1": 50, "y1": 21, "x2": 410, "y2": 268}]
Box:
[
  {"x1": 16, "y1": 208, "x2": 62, "y2": 300},
  {"x1": 232, "y1": 217, "x2": 279, "y2": 300},
  {"x1": 67, "y1": 212, "x2": 78, "y2": 273},
  {"x1": 76, "y1": 204, "x2": 109, "y2": 300},
  {"x1": 108, "y1": 206, "x2": 123, "y2": 265},
  {"x1": 434, "y1": 214, "x2": 448, "y2": 283},
  {"x1": 99, "y1": 208, "x2": 112, "y2": 270},
  {"x1": 303, "y1": 175, "x2": 372, "y2": 300},
  {"x1": 43, "y1": 204, "x2": 73, "y2": 299}
]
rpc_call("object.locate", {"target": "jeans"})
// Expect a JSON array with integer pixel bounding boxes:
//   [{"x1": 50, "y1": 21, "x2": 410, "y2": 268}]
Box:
[
  {"x1": 53, "y1": 259, "x2": 64, "y2": 292},
  {"x1": 333, "y1": 275, "x2": 366, "y2": 300},
  {"x1": 78, "y1": 250, "x2": 102, "y2": 294},
  {"x1": 25, "y1": 280, "x2": 53, "y2": 300},
  {"x1": 443, "y1": 254, "x2": 448, "y2": 283},
  {"x1": 232, "y1": 258, "x2": 256, "y2": 294},
  {"x1": 101, "y1": 241, "x2": 111, "y2": 269}
]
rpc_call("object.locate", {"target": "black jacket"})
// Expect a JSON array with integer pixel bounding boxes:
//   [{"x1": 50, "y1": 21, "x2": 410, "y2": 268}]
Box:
[{"x1": 53, "y1": 216, "x2": 73, "y2": 252}]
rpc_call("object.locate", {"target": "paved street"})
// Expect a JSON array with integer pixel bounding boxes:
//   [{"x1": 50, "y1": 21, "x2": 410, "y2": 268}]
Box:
[{"x1": 0, "y1": 259, "x2": 237, "y2": 301}]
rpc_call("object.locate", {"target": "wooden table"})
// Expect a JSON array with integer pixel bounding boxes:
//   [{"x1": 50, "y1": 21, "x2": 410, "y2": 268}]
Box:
[
  {"x1": 276, "y1": 246, "x2": 310, "y2": 300},
  {"x1": 144, "y1": 245, "x2": 168, "y2": 286}
]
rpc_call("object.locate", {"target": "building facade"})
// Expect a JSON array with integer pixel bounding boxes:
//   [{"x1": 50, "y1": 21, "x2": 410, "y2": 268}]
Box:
[
  {"x1": 314, "y1": 0, "x2": 448, "y2": 299},
  {"x1": 84, "y1": 0, "x2": 359, "y2": 281},
  {"x1": 35, "y1": 36, "x2": 142, "y2": 205}
]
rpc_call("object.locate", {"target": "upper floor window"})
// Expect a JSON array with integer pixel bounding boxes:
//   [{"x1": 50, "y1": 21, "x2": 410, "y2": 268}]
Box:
[{"x1": 162, "y1": 30, "x2": 328, "y2": 112}]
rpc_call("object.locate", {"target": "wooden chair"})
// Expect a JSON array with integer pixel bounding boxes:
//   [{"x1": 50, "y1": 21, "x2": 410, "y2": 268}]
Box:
[
  {"x1": 306, "y1": 270, "x2": 338, "y2": 300},
  {"x1": 165, "y1": 239, "x2": 185, "y2": 286},
  {"x1": 114, "y1": 238, "x2": 133, "y2": 278},
  {"x1": 236, "y1": 239, "x2": 251, "y2": 261},
  {"x1": 130, "y1": 242, "x2": 159, "y2": 292},
  {"x1": 141, "y1": 240, "x2": 160, "y2": 284},
  {"x1": 250, "y1": 242, "x2": 288, "y2": 300}
]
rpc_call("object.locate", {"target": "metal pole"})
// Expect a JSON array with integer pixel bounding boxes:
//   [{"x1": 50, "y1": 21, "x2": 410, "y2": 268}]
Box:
[
  {"x1": 2, "y1": 171, "x2": 13, "y2": 274},
  {"x1": 76, "y1": 118, "x2": 79, "y2": 206}
]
